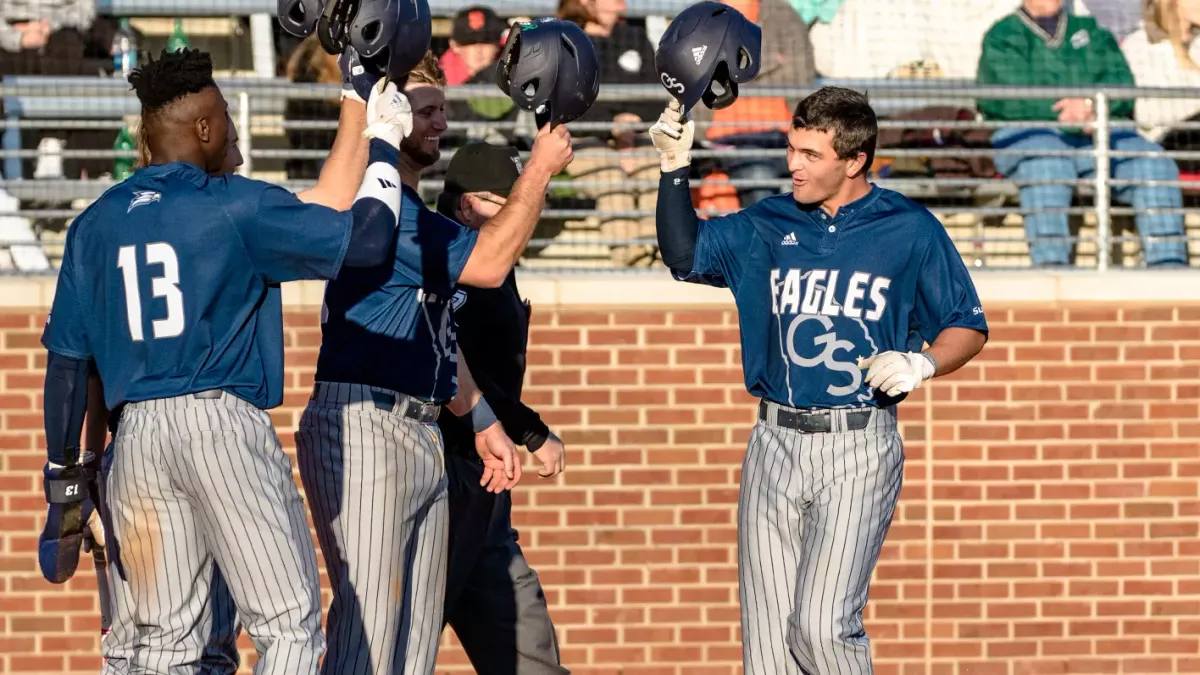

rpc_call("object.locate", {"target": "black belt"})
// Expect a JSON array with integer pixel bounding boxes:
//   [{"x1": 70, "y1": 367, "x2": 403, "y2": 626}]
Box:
[
  {"x1": 758, "y1": 400, "x2": 873, "y2": 433},
  {"x1": 312, "y1": 384, "x2": 442, "y2": 425},
  {"x1": 108, "y1": 390, "x2": 225, "y2": 434}
]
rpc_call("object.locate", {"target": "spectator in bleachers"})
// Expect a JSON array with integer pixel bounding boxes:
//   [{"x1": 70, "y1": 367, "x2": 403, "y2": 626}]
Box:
[
  {"x1": 0, "y1": 0, "x2": 94, "y2": 58},
  {"x1": 283, "y1": 35, "x2": 340, "y2": 181},
  {"x1": 0, "y1": 0, "x2": 120, "y2": 179},
  {"x1": 438, "y1": 5, "x2": 518, "y2": 145},
  {"x1": 809, "y1": 0, "x2": 1016, "y2": 81},
  {"x1": 440, "y1": 6, "x2": 506, "y2": 86},
  {"x1": 1123, "y1": 0, "x2": 1200, "y2": 173},
  {"x1": 978, "y1": 0, "x2": 1189, "y2": 267},
  {"x1": 694, "y1": 0, "x2": 814, "y2": 208},
  {"x1": 1079, "y1": 0, "x2": 1145, "y2": 40},
  {"x1": 557, "y1": 0, "x2": 663, "y2": 265},
  {"x1": 559, "y1": 0, "x2": 661, "y2": 129}
]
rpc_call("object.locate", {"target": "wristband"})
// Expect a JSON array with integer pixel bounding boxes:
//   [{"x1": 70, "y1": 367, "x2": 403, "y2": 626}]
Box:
[
  {"x1": 526, "y1": 430, "x2": 559, "y2": 453},
  {"x1": 920, "y1": 351, "x2": 938, "y2": 379},
  {"x1": 461, "y1": 398, "x2": 498, "y2": 433}
]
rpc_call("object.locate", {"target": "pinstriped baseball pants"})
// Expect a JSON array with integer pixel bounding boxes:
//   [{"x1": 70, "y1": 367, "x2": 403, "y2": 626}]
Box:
[
  {"x1": 295, "y1": 382, "x2": 449, "y2": 675},
  {"x1": 739, "y1": 403, "x2": 904, "y2": 675},
  {"x1": 100, "y1": 391, "x2": 324, "y2": 675}
]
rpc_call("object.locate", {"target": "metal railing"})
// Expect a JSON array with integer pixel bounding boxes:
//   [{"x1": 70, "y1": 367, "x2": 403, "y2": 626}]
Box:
[{"x1": 4, "y1": 81, "x2": 1200, "y2": 273}]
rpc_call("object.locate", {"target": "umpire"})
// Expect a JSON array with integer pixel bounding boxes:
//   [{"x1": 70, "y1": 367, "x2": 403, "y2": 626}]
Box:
[{"x1": 436, "y1": 142, "x2": 569, "y2": 675}]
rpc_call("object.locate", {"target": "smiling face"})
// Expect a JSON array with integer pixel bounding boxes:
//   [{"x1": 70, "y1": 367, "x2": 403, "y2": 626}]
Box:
[
  {"x1": 400, "y1": 83, "x2": 447, "y2": 168},
  {"x1": 786, "y1": 127, "x2": 863, "y2": 206}
]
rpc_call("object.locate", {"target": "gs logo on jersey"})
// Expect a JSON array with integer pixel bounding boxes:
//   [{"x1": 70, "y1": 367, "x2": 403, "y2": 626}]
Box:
[{"x1": 770, "y1": 267, "x2": 891, "y2": 402}]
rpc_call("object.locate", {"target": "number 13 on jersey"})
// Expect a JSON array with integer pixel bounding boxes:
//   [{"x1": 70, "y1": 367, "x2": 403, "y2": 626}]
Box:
[{"x1": 117, "y1": 242, "x2": 185, "y2": 341}]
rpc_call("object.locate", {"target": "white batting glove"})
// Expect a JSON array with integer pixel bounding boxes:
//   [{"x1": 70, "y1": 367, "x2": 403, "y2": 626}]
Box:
[
  {"x1": 857, "y1": 351, "x2": 936, "y2": 397},
  {"x1": 648, "y1": 99, "x2": 694, "y2": 173},
  {"x1": 363, "y1": 80, "x2": 413, "y2": 151}
]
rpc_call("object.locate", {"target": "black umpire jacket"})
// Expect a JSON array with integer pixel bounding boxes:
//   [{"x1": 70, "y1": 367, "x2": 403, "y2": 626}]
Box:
[{"x1": 436, "y1": 212, "x2": 550, "y2": 458}]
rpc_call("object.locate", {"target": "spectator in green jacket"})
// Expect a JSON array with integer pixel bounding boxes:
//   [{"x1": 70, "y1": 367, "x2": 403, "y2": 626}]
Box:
[{"x1": 977, "y1": 0, "x2": 1188, "y2": 268}]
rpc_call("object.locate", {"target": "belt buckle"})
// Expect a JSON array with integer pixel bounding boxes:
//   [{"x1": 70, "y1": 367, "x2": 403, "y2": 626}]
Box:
[
  {"x1": 414, "y1": 401, "x2": 440, "y2": 424},
  {"x1": 795, "y1": 410, "x2": 831, "y2": 434}
]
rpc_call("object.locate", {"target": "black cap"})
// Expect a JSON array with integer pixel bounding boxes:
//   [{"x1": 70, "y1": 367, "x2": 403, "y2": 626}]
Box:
[
  {"x1": 451, "y1": 6, "x2": 506, "y2": 46},
  {"x1": 445, "y1": 142, "x2": 524, "y2": 198}
]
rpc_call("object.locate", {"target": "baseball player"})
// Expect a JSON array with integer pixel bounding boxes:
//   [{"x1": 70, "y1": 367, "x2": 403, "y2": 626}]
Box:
[
  {"x1": 295, "y1": 52, "x2": 575, "y2": 675},
  {"x1": 76, "y1": 47, "x2": 388, "y2": 674},
  {"x1": 435, "y1": 143, "x2": 569, "y2": 675},
  {"x1": 38, "y1": 46, "x2": 414, "y2": 674},
  {"x1": 650, "y1": 81, "x2": 989, "y2": 673}
]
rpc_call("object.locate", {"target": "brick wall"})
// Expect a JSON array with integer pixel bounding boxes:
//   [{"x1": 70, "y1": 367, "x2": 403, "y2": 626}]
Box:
[{"x1": 2, "y1": 298, "x2": 1200, "y2": 674}]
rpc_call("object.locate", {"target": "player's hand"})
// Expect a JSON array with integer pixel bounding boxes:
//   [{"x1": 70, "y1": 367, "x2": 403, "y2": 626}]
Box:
[
  {"x1": 475, "y1": 422, "x2": 522, "y2": 493},
  {"x1": 38, "y1": 460, "x2": 104, "y2": 583},
  {"x1": 338, "y1": 46, "x2": 379, "y2": 104},
  {"x1": 531, "y1": 432, "x2": 566, "y2": 479},
  {"x1": 363, "y1": 79, "x2": 413, "y2": 151},
  {"x1": 857, "y1": 351, "x2": 936, "y2": 398},
  {"x1": 526, "y1": 123, "x2": 574, "y2": 177},
  {"x1": 648, "y1": 99, "x2": 694, "y2": 173}
]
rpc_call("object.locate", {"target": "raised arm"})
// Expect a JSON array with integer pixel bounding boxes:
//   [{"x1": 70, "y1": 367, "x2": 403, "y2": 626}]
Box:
[
  {"x1": 457, "y1": 124, "x2": 574, "y2": 288},
  {"x1": 297, "y1": 48, "x2": 376, "y2": 210},
  {"x1": 649, "y1": 100, "x2": 701, "y2": 272}
]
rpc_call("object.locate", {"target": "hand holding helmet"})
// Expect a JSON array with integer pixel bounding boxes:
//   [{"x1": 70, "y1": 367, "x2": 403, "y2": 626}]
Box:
[
  {"x1": 648, "y1": 99, "x2": 695, "y2": 173},
  {"x1": 527, "y1": 122, "x2": 575, "y2": 177}
]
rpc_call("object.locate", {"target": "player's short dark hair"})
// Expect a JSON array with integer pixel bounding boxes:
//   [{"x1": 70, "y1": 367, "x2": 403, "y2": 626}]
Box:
[
  {"x1": 128, "y1": 48, "x2": 218, "y2": 115},
  {"x1": 792, "y1": 87, "x2": 877, "y2": 174}
]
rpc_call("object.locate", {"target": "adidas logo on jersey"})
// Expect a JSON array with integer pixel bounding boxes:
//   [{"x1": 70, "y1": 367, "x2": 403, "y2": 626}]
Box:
[
  {"x1": 377, "y1": 177, "x2": 397, "y2": 189},
  {"x1": 692, "y1": 45, "x2": 708, "y2": 65},
  {"x1": 781, "y1": 232, "x2": 798, "y2": 246},
  {"x1": 127, "y1": 191, "x2": 160, "y2": 213}
]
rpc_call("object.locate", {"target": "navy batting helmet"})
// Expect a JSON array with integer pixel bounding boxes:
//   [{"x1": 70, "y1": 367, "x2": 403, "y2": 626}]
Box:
[
  {"x1": 278, "y1": 0, "x2": 431, "y2": 81},
  {"x1": 278, "y1": 0, "x2": 324, "y2": 38},
  {"x1": 496, "y1": 18, "x2": 600, "y2": 127},
  {"x1": 654, "y1": 1, "x2": 762, "y2": 111}
]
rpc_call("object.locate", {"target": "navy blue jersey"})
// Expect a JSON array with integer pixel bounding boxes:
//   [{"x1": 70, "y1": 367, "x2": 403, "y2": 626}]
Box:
[
  {"x1": 41, "y1": 162, "x2": 353, "y2": 411},
  {"x1": 316, "y1": 183, "x2": 478, "y2": 403},
  {"x1": 678, "y1": 185, "x2": 988, "y2": 409}
]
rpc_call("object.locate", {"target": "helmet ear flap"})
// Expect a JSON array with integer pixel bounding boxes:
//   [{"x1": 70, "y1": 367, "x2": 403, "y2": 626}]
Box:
[
  {"x1": 701, "y1": 63, "x2": 739, "y2": 110},
  {"x1": 278, "y1": 0, "x2": 324, "y2": 38},
  {"x1": 358, "y1": 48, "x2": 389, "y2": 78},
  {"x1": 495, "y1": 23, "x2": 522, "y2": 97}
]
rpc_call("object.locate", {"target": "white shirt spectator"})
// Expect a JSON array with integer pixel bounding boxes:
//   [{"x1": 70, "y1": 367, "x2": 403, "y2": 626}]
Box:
[
  {"x1": 1123, "y1": 24, "x2": 1200, "y2": 142},
  {"x1": 809, "y1": 0, "x2": 1018, "y2": 80},
  {"x1": 0, "y1": 0, "x2": 95, "y2": 52}
]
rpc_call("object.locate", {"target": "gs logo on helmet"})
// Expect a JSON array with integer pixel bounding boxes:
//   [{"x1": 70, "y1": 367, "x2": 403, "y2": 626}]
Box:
[{"x1": 660, "y1": 72, "x2": 685, "y2": 95}]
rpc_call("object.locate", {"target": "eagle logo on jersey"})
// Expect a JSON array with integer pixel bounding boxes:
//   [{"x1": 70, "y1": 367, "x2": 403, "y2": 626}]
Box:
[{"x1": 127, "y1": 191, "x2": 161, "y2": 213}]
